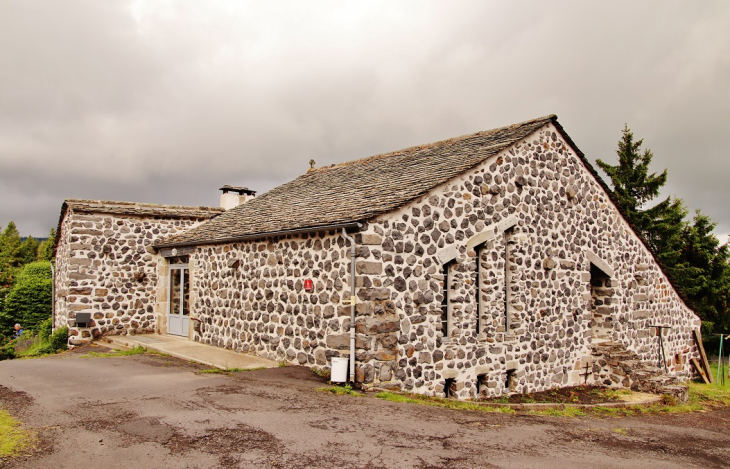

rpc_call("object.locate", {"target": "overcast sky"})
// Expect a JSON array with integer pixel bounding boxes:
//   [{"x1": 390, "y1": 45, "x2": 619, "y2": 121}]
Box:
[{"x1": 1, "y1": 1, "x2": 729, "y2": 241}]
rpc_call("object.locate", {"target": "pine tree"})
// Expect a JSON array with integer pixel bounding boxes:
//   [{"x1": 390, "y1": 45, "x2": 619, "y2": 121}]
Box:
[
  {"x1": 598, "y1": 125, "x2": 730, "y2": 333},
  {"x1": 18, "y1": 236, "x2": 40, "y2": 265},
  {"x1": 674, "y1": 212, "x2": 730, "y2": 333},
  {"x1": 596, "y1": 125, "x2": 685, "y2": 266},
  {"x1": 0, "y1": 222, "x2": 23, "y2": 289},
  {"x1": 36, "y1": 228, "x2": 56, "y2": 262}
]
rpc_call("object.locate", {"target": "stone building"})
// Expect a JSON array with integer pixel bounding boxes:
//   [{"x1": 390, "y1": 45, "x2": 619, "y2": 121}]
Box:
[
  {"x1": 53, "y1": 115, "x2": 701, "y2": 399},
  {"x1": 53, "y1": 200, "x2": 223, "y2": 341}
]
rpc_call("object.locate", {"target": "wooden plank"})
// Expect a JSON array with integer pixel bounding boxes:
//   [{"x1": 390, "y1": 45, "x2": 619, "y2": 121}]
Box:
[
  {"x1": 159, "y1": 245, "x2": 196, "y2": 258},
  {"x1": 691, "y1": 358, "x2": 710, "y2": 384},
  {"x1": 693, "y1": 329, "x2": 714, "y2": 384}
]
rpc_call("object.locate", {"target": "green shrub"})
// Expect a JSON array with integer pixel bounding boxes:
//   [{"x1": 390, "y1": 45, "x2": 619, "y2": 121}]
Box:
[
  {"x1": 0, "y1": 341, "x2": 15, "y2": 361},
  {"x1": 3, "y1": 261, "x2": 52, "y2": 336},
  {"x1": 39, "y1": 317, "x2": 52, "y2": 340},
  {"x1": 49, "y1": 325, "x2": 68, "y2": 352}
]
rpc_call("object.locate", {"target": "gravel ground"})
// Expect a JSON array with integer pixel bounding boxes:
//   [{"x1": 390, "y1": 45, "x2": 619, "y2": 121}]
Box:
[{"x1": 1, "y1": 346, "x2": 729, "y2": 469}]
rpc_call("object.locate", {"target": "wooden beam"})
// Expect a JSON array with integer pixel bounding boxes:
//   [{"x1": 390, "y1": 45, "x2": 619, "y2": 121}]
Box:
[
  {"x1": 693, "y1": 329, "x2": 714, "y2": 384},
  {"x1": 691, "y1": 358, "x2": 710, "y2": 384}
]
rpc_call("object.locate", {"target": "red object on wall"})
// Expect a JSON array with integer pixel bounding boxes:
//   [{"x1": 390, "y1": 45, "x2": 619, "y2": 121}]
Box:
[{"x1": 304, "y1": 279, "x2": 313, "y2": 292}]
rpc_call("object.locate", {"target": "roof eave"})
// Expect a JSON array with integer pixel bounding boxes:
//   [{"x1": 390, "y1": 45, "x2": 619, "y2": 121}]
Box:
[{"x1": 153, "y1": 221, "x2": 364, "y2": 251}]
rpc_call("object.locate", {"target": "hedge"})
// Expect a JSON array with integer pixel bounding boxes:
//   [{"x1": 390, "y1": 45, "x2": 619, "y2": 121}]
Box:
[{"x1": 2, "y1": 261, "x2": 52, "y2": 337}]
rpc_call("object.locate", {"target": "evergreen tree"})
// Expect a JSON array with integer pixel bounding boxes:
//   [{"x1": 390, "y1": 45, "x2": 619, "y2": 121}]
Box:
[
  {"x1": 674, "y1": 212, "x2": 730, "y2": 333},
  {"x1": 0, "y1": 222, "x2": 23, "y2": 289},
  {"x1": 598, "y1": 125, "x2": 730, "y2": 333},
  {"x1": 0, "y1": 261, "x2": 52, "y2": 337},
  {"x1": 37, "y1": 228, "x2": 56, "y2": 262},
  {"x1": 596, "y1": 125, "x2": 685, "y2": 266},
  {"x1": 18, "y1": 236, "x2": 40, "y2": 265}
]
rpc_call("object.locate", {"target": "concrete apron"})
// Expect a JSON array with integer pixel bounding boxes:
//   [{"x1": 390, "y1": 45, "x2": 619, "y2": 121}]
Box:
[{"x1": 104, "y1": 334, "x2": 278, "y2": 370}]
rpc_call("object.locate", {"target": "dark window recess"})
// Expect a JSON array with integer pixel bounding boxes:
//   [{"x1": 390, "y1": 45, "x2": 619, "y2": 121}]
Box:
[
  {"x1": 441, "y1": 261, "x2": 454, "y2": 337},
  {"x1": 505, "y1": 369, "x2": 516, "y2": 392},
  {"x1": 475, "y1": 243, "x2": 484, "y2": 335},
  {"x1": 504, "y1": 227, "x2": 514, "y2": 332},
  {"x1": 476, "y1": 374, "x2": 487, "y2": 397},
  {"x1": 444, "y1": 378, "x2": 456, "y2": 398}
]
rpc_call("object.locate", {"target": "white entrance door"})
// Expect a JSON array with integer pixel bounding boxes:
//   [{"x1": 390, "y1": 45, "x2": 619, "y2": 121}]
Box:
[{"x1": 168, "y1": 264, "x2": 190, "y2": 336}]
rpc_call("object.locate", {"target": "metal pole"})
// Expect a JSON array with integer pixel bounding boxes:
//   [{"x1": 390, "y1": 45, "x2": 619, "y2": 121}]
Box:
[
  {"x1": 50, "y1": 260, "x2": 56, "y2": 332},
  {"x1": 649, "y1": 325, "x2": 669, "y2": 373},
  {"x1": 658, "y1": 328, "x2": 668, "y2": 373},
  {"x1": 718, "y1": 335, "x2": 724, "y2": 386},
  {"x1": 342, "y1": 228, "x2": 357, "y2": 384}
]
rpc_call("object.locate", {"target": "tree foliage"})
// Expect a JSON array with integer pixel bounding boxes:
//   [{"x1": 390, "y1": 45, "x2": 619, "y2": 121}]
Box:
[
  {"x1": 0, "y1": 222, "x2": 56, "y2": 341},
  {"x1": 596, "y1": 125, "x2": 685, "y2": 261},
  {"x1": 0, "y1": 261, "x2": 52, "y2": 338},
  {"x1": 674, "y1": 213, "x2": 730, "y2": 333},
  {"x1": 0, "y1": 222, "x2": 22, "y2": 289},
  {"x1": 37, "y1": 228, "x2": 56, "y2": 262},
  {"x1": 598, "y1": 125, "x2": 730, "y2": 333}
]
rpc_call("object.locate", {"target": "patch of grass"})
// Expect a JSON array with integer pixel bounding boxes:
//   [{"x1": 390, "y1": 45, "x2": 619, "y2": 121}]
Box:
[
  {"x1": 81, "y1": 345, "x2": 147, "y2": 358},
  {"x1": 278, "y1": 361, "x2": 288, "y2": 368},
  {"x1": 318, "y1": 385, "x2": 362, "y2": 397},
  {"x1": 708, "y1": 362, "x2": 730, "y2": 389},
  {"x1": 0, "y1": 409, "x2": 35, "y2": 459},
  {"x1": 612, "y1": 427, "x2": 628, "y2": 435},
  {"x1": 687, "y1": 380, "x2": 730, "y2": 407},
  {"x1": 198, "y1": 367, "x2": 265, "y2": 374},
  {"x1": 531, "y1": 406, "x2": 586, "y2": 417},
  {"x1": 603, "y1": 388, "x2": 631, "y2": 399},
  {"x1": 311, "y1": 368, "x2": 331, "y2": 379},
  {"x1": 374, "y1": 391, "x2": 515, "y2": 414}
]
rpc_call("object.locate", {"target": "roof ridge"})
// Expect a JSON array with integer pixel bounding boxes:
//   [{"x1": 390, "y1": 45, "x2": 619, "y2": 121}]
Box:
[
  {"x1": 307, "y1": 114, "x2": 557, "y2": 174},
  {"x1": 64, "y1": 198, "x2": 224, "y2": 212}
]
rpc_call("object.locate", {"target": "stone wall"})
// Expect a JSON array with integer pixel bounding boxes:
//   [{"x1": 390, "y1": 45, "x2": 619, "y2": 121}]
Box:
[
  {"x1": 54, "y1": 211, "x2": 206, "y2": 344},
  {"x1": 354, "y1": 122, "x2": 700, "y2": 398},
  {"x1": 187, "y1": 122, "x2": 700, "y2": 399},
  {"x1": 189, "y1": 234, "x2": 392, "y2": 375}
]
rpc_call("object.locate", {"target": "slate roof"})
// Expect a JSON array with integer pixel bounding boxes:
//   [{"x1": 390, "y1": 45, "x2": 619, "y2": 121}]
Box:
[
  {"x1": 53, "y1": 199, "x2": 223, "y2": 255},
  {"x1": 156, "y1": 115, "x2": 556, "y2": 247},
  {"x1": 61, "y1": 199, "x2": 224, "y2": 219}
]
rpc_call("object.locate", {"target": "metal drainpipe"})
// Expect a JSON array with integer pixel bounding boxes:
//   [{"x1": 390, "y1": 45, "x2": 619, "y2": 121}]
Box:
[
  {"x1": 50, "y1": 260, "x2": 56, "y2": 333},
  {"x1": 342, "y1": 228, "x2": 357, "y2": 383}
]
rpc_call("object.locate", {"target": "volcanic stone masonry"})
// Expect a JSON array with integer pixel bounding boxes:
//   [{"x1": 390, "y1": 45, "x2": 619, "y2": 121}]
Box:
[
  {"x1": 54, "y1": 204, "x2": 219, "y2": 344},
  {"x1": 188, "y1": 122, "x2": 700, "y2": 399}
]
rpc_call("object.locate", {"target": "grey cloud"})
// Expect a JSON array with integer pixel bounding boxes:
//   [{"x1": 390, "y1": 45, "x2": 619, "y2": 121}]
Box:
[{"x1": 1, "y1": 0, "x2": 729, "y2": 239}]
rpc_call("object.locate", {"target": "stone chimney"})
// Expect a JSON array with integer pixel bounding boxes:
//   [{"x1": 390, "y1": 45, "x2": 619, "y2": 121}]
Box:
[{"x1": 220, "y1": 185, "x2": 256, "y2": 210}]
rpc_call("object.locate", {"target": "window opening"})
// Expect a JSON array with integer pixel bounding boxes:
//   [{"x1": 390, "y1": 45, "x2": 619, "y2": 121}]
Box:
[
  {"x1": 476, "y1": 374, "x2": 487, "y2": 397},
  {"x1": 589, "y1": 263, "x2": 613, "y2": 341},
  {"x1": 475, "y1": 243, "x2": 484, "y2": 335},
  {"x1": 504, "y1": 228, "x2": 514, "y2": 333},
  {"x1": 505, "y1": 369, "x2": 516, "y2": 392},
  {"x1": 441, "y1": 260, "x2": 455, "y2": 338},
  {"x1": 444, "y1": 378, "x2": 455, "y2": 398}
]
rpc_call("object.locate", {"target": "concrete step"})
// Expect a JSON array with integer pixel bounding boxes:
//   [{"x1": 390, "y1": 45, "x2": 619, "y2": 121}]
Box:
[{"x1": 103, "y1": 334, "x2": 278, "y2": 370}]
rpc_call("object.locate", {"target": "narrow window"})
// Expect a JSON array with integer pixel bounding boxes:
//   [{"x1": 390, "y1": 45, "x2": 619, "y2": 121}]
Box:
[
  {"x1": 476, "y1": 374, "x2": 487, "y2": 397},
  {"x1": 505, "y1": 369, "x2": 516, "y2": 392},
  {"x1": 475, "y1": 243, "x2": 483, "y2": 335},
  {"x1": 444, "y1": 378, "x2": 455, "y2": 398},
  {"x1": 441, "y1": 261, "x2": 454, "y2": 338},
  {"x1": 504, "y1": 228, "x2": 514, "y2": 332}
]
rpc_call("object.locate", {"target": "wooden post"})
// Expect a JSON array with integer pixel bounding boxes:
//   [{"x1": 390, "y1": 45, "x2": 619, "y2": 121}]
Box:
[
  {"x1": 691, "y1": 358, "x2": 710, "y2": 384},
  {"x1": 693, "y1": 329, "x2": 714, "y2": 384}
]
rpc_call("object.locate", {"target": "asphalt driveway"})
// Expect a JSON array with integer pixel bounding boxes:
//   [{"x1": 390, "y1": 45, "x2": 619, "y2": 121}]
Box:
[{"x1": 1, "y1": 346, "x2": 729, "y2": 468}]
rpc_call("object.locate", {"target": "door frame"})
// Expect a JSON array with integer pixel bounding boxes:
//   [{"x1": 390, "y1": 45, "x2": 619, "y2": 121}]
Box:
[{"x1": 167, "y1": 262, "x2": 190, "y2": 337}]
